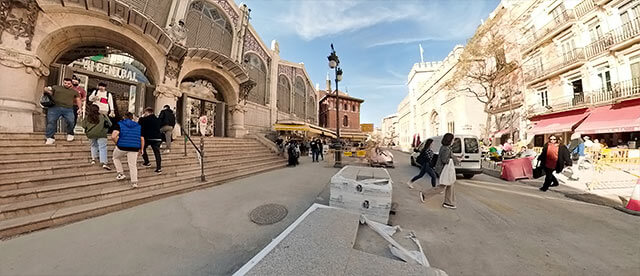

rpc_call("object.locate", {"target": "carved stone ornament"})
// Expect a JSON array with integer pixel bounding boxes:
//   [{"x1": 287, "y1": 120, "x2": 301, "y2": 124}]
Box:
[
  {"x1": 0, "y1": 46, "x2": 48, "y2": 76},
  {"x1": 213, "y1": 0, "x2": 239, "y2": 27},
  {"x1": 0, "y1": 0, "x2": 39, "y2": 51},
  {"x1": 163, "y1": 45, "x2": 187, "y2": 85},
  {"x1": 153, "y1": 85, "x2": 183, "y2": 99},
  {"x1": 228, "y1": 103, "x2": 246, "y2": 114},
  {"x1": 243, "y1": 31, "x2": 269, "y2": 63},
  {"x1": 278, "y1": 64, "x2": 293, "y2": 78},
  {"x1": 239, "y1": 79, "x2": 256, "y2": 104}
]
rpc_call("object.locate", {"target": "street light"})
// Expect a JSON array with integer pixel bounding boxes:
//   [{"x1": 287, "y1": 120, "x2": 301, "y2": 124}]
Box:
[{"x1": 328, "y1": 44, "x2": 343, "y2": 168}]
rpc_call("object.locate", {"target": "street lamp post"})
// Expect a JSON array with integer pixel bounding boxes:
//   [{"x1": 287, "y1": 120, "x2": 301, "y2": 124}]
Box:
[{"x1": 328, "y1": 44, "x2": 344, "y2": 168}]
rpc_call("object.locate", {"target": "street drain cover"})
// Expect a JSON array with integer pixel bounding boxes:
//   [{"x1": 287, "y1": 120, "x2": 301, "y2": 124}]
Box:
[{"x1": 249, "y1": 204, "x2": 288, "y2": 225}]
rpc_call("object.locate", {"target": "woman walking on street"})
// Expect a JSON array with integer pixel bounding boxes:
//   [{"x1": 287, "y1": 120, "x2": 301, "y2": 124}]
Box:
[
  {"x1": 419, "y1": 133, "x2": 460, "y2": 209},
  {"x1": 81, "y1": 104, "x2": 112, "y2": 170},
  {"x1": 537, "y1": 135, "x2": 572, "y2": 192},
  {"x1": 406, "y1": 139, "x2": 437, "y2": 189}
]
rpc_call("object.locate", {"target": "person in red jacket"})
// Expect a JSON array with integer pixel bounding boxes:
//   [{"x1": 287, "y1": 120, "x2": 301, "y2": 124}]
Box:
[{"x1": 537, "y1": 135, "x2": 572, "y2": 192}]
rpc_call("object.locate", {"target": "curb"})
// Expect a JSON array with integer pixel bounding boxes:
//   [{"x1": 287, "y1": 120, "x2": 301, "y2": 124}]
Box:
[
  {"x1": 505, "y1": 176, "x2": 638, "y2": 216},
  {"x1": 613, "y1": 206, "x2": 640, "y2": 216}
]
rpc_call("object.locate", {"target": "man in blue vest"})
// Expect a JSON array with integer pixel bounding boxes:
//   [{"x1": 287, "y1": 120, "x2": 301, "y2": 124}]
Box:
[{"x1": 111, "y1": 112, "x2": 144, "y2": 188}]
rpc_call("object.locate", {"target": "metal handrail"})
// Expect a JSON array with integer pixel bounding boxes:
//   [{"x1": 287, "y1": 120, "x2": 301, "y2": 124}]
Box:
[{"x1": 184, "y1": 133, "x2": 206, "y2": 182}]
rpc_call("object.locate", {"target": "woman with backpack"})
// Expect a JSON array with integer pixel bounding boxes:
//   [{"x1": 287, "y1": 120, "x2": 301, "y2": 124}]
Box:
[
  {"x1": 80, "y1": 104, "x2": 112, "y2": 170},
  {"x1": 406, "y1": 139, "x2": 437, "y2": 189}
]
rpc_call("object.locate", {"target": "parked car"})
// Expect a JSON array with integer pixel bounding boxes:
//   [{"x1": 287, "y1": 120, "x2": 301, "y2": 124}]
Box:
[{"x1": 410, "y1": 134, "x2": 482, "y2": 179}]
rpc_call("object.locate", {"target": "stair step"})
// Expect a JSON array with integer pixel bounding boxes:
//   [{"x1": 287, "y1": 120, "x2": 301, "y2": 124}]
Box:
[
  {"x1": 0, "y1": 149, "x2": 275, "y2": 170},
  {"x1": 0, "y1": 161, "x2": 286, "y2": 239},
  {"x1": 0, "y1": 153, "x2": 282, "y2": 190},
  {"x1": 0, "y1": 151, "x2": 279, "y2": 179},
  {"x1": 0, "y1": 158, "x2": 285, "y2": 220}
]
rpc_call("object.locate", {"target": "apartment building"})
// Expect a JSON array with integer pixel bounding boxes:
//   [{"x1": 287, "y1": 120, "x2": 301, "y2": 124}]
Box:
[
  {"x1": 521, "y1": 0, "x2": 640, "y2": 147},
  {"x1": 381, "y1": 113, "x2": 399, "y2": 146}
]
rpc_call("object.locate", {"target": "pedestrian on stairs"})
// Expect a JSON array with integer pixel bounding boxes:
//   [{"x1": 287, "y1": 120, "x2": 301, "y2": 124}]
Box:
[
  {"x1": 44, "y1": 78, "x2": 82, "y2": 144},
  {"x1": 80, "y1": 104, "x2": 112, "y2": 170},
  {"x1": 138, "y1": 107, "x2": 163, "y2": 174},
  {"x1": 158, "y1": 105, "x2": 176, "y2": 153},
  {"x1": 111, "y1": 112, "x2": 144, "y2": 188}
]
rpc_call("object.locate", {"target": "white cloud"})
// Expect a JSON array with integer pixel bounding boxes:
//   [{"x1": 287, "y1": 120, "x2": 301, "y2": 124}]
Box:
[
  {"x1": 275, "y1": 0, "x2": 496, "y2": 46},
  {"x1": 279, "y1": 1, "x2": 425, "y2": 41}
]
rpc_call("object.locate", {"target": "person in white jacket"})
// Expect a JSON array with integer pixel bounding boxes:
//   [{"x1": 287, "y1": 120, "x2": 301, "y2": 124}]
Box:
[{"x1": 88, "y1": 82, "x2": 115, "y2": 118}]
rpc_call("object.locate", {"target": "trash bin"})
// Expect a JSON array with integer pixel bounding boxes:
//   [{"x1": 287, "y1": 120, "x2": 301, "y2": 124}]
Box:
[{"x1": 329, "y1": 166, "x2": 392, "y2": 224}]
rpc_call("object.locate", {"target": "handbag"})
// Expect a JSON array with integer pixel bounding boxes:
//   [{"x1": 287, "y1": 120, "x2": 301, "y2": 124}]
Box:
[
  {"x1": 532, "y1": 160, "x2": 545, "y2": 179},
  {"x1": 40, "y1": 93, "x2": 55, "y2": 108},
  {"x1": 438, "y1": 159, "x2": 456, "y2": 186}
]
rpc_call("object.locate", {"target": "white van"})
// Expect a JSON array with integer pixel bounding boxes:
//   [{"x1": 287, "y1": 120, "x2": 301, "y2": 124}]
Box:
[{"x1": 410, "y1": 134, "x2": 482, "y2": 179}]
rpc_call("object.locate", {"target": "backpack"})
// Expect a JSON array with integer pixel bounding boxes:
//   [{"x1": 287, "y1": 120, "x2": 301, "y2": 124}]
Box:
[
  {"x1": 40, "y1": 93, "x2": 55, "y2": 108},
  {"x1": 416, "y1": 150, "x2": 428, "y2": 165}
]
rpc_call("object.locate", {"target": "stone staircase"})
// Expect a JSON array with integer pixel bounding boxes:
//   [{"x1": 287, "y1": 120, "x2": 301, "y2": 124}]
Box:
[{"x1": 0, "y1": 132, "x2": 286, "y2": 239}]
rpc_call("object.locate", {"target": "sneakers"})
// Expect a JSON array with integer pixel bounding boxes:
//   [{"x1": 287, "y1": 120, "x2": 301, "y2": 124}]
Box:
[
  {"x1": 66, "y1": 135, "x2": 74, "y2": 142},
  {"x1": 116, "y1": 173, "x2": 126, "y2": 180},
  {"x1": 406, "y1": 181, "x2": 415, "y2": 189},
  {"x1": 419, "y1": 191, "x2": 425, "y2": 203},
  {"x1": 131, "y1": 182, "x2": 138, "y2": 188},
  {"x1": 163, "y1": 149, "x2": 170, "y2": 154},
  {"x1": 154, "y1": 168, "x2": 162, "y2": 174},
  {"x1": 142, "y1": 163, "x2": 152, "y2": 167},
  {"x1": 539, "y1": 187, "x2": 548, "y2": 192},
  {"x1": 45, "y1": 138, "x2": 55, "y2": 145},
  {"x1": 442, "y1": 203, "x2": 457, "y2": 209},
  {"x1": 90, "y1": 160, "x2": 96, "y2": 165},
  {"x1": 102, "y1": 164, "x2": 111, "y2": 171}
]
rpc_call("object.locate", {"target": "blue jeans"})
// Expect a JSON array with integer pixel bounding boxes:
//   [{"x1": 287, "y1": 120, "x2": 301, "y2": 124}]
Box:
[
  {"x1": 45, "y1": 106, "x2": 75, "y2": 138},
  {"x1": 312, "y1": 150, "x2": 320, "y2": 162},
  {"x1": 411, "y1": 163, "x2": 438, "y2": 187},
  {"x1": 90, "y1": 138, "x2": 108, "y2": 164}
]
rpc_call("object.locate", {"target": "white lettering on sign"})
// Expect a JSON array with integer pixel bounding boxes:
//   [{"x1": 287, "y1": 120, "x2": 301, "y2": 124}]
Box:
[{"x1": 81, "y1": 59, "x2": 137, "y2": 82}]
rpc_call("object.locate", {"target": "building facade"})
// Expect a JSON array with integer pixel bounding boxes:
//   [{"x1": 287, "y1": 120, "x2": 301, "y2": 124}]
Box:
[
  {"x1": 395, "y1": 47, "x2": 488, "y2": 152},
  {"x1": 318, "y1": 79, "x2": 364, "y2": 138},
  {"x1": 0, "y1": 0, "x2": 318, "y2": 137},
  {"x1": 380, "y1": 113, "x2": 399, "y2": 146},
  {"x1": 519, "y1": 0, "x2": 640, "y2": 147}
]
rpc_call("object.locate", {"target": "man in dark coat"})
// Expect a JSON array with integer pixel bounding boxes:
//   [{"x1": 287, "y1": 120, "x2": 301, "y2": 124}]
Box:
[
  {"x1": 537, "y1": 135, "x2": 572, "y2": 191},
  {"x1": 138, "y1": 107, "x2": 163, "y2": 173},
  {"x1": 158, "y1": 105, "x2": 176, "y2": 153}
]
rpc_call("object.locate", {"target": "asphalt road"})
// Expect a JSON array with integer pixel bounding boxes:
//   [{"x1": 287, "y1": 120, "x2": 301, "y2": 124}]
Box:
[
  {"x1": 372, "y1": 150, "x2": 640, "y2": 276},
  {"x1": 0, "y1": 152, "x2": 638, "y2": 276}
]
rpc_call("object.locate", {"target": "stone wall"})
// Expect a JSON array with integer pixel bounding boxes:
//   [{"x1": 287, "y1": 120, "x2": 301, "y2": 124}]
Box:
[{"x1": 244, "y1": 102, "x2": 271, "y2": 132}]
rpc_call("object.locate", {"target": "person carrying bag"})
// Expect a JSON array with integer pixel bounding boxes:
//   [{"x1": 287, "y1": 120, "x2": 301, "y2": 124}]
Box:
[{"x1": 418, "y1": 133, "x2": 459, "y2": 209}]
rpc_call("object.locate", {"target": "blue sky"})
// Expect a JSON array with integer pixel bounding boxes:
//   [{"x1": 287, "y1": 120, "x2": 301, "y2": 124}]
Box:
[{"x1": 236, "y1": 0, "x2": 500, "y2": 127}]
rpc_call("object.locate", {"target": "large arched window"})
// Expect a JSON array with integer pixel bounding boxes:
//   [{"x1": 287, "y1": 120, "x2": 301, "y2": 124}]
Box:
[
  {"x1": 306, "y1": 93, "x2": 316, "y2": 121},
  {"x1": 294, "y1": 76, "x2": 306, "y2": 118},
  {"x1": 186, "y1": 1, "x2": 234, "y2": 56},
  {"x1": 128, "y1": 0, "x2": 172, "y2": 27},
  {"x1": 277, "y1": 74, "x2": 290, "y2": 112},
  {"x1": 244, "y1": 53, "x2": 267, "y2": 105},
  {"x1": 430, "y1": 111, "x2": 440, "y2": 136}
]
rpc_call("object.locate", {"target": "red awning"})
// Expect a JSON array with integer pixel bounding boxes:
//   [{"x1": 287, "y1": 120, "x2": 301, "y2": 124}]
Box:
[
  {"x1": 528, "y1": 110, "x2": 589, "y2": 135},
  {"x1": 574, "y1": 99, "x2": 640, "y2": 134},
  {"x1": 492, "y1": 129, "x2": 511, "y2": 138}
]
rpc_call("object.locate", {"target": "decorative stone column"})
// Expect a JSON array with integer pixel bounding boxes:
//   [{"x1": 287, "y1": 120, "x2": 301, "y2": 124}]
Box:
[
  {"x1": 228, "y1": 104, "x2": 247, "y2": 138},
  {"x1": 0, "y1": 47, "x2": 49, "y2": 132},
  {"x1": 268, "y1": 40, "x2": 280, "y2": 126},
  {"x1": 153, "y1": 84, "x2": 182, "y2": 111}
]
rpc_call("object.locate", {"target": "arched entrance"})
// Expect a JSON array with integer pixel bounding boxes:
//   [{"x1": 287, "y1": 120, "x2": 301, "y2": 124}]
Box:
[
  {"x1": 31, "y1": 20, "x2": 167, "y2": 132},
  {"x1": 178, "y1": 67, "x2": 239, "y2": 137},
  {"x1": 430, "y1": 111, "x2": 440, "y2": 136}
]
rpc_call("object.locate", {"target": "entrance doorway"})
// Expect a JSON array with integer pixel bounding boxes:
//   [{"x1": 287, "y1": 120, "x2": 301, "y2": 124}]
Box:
[{"x1": 178, "y1": 78, "x2": 228, "y2": 137}]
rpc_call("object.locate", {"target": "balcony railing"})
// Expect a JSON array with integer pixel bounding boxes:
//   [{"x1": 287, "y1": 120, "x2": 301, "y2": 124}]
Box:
[
  {"x1": 610, "y1": 16, "x2": 640, "y2": 46},
  {"x1": 574, "y1": 0, "x2": 596, "y2": 18},
  {"x1": 585, "y1": 34, "x2": 614, "y2": 58},
  {"x1": 525, "y1": 9, "x2": 576, "y2": 49},
  {"x1": 524, "y1": 48, "x2": 586, "y2": 83},
  {"x1": 528, "y1": 78, "x2": 640, "y2": 116}
]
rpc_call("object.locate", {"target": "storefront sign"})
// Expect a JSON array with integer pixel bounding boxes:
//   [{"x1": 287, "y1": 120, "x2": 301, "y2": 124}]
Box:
[{"x1": 80, "y1": 59, "x2": 137, "y2": 82}]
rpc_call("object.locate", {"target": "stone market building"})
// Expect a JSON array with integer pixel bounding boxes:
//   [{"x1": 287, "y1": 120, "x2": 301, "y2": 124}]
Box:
[{"x1": 0, "y1": 0, "x2": 318, "y2": 137}]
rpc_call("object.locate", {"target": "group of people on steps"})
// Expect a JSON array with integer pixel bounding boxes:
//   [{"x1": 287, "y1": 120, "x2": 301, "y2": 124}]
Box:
[{"x1": 43, "y1": 76, "x2": 176, "y2": 188}]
